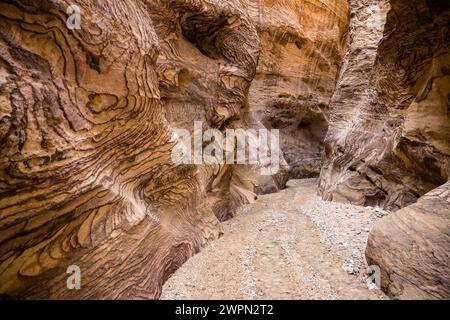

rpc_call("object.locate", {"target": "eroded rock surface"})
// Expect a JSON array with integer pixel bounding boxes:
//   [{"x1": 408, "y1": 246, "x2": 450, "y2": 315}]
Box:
[
  {"x1": 366, "y1": 181, "x2": 450, "y2": 299},
  {"x1": 0, "y1": 0, "x2": 348, "y2": 299},
  {"x1": 147, "y1": 0, "x2": 290, "y2": 222},
  {"x1": 318, "y1": 0, "x2": 450, "y2": 300},
  {"x1": 0, "y1": 0, "x2": 227, "y2": 299},
  {"x1": 1, "y1": 0, "x2": 448, "y2": 301},
  {"x1": 319, "y1": 0, "x2": 450, "y2": 210},
  {"x1": 247, "y1": 0, "x2": 349, "y2": 178}
]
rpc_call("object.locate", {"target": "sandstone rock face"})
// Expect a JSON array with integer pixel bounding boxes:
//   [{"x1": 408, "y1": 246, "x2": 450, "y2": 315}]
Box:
[
  {"x1": 366, "y1": 181, "x2": 450, "y2": 299},
  {"x1": 2, "y1": 0, "x2": 447, "y2": 301},
  {"x1": 147, "y1": 0, "x2": 289, "y2": 222},
  {"x1": 0, "y1": 0, "x2": 225, "y2": 299},
  {"x1": 0, "y1": 0, "x2": 348, "y2": 299},
  {"x1": 319, "y1": 0, "x2": 450, "y2": 210},
  {"x1": 247, "y1": 0, "x2": 348, "y2": 178},
  {"x1": 318, "y1": 0, "x2": 450, "y2": 300}
]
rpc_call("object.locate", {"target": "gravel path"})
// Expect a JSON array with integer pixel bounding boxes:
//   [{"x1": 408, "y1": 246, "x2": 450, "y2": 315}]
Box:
[{"x1": 161, "y1": 179, "x2": 387, "y2": 300}]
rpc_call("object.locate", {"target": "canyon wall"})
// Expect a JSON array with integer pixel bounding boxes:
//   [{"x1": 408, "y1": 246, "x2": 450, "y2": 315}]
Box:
[
  {"x1": 319, "y1": 0, "x2": 450, "y2": 299},
  {"x1": 247, "y1": 0, "x2": 348, "y2": 178},
  {"x1": 0, "y1": 0, "x2": 348, "y2": 299},
  {"x1": 319, "y1": 0, "x2": 450, "y2": 210},
  {"x1": 3, "y1": 0, "x2": 446, "y2": 301},
  {"x1": 148, "y1": 0, "x2": 287, "y2": 222},
  {"x1": 366, "y1": 181, "x2": 450, "y2": 299},
  {"x1": 0, "y1": 0, "x2": 224, "y2": 299}
]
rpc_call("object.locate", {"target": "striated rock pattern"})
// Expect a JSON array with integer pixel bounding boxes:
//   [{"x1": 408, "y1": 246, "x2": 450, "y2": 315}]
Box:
[
  {"x1": 317, "y1": 0, "x2": 450, "y2": 300},
  {"x1": 366, "y1": 181, "x2": 450, "y2": 299},
  {"x1": 0, "y1": 0, "x2": 225, "y2": 299},
  {"x1": 0, "y1": 0, "x2": 348, "y2": 299},
  {"x1": 2, "y1": 0, "x2": 447, "y2": 301},
  {"x1": 147, "y1": 0, "x2": 289, "y2": 222},
  {"x1": 247, "y1": 0, "x2": 349, "y2": 178},
  {"x1": 319, "y1": 0, "x2": 450, "y2": 210}
]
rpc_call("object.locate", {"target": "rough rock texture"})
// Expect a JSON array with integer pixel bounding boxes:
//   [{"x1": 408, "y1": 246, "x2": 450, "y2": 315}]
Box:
[
  {"x1": 0, "y1": 0, "x2": 348, "y2": 299},
  {"x1": 2, "y1": 0, "x2": 447, "y2": 301},
  {"x1": 247, "y1": 0, "x2": 349, "y2": 178},
  {"x1": 319, "y1": 0, "x2": 450, "y2": 210},
  {"x1": 318, "y1": 0, "x2": 450, "y2": 300},
  {"x1": 0, "y1": 0, "x2": 226, "y2": 299},
  {"x1": 147, "y1": 0, "x2": 290, "y2": 222},
  {"x1": 366, "y1": 181, "x2": 450, "y2": 299}
]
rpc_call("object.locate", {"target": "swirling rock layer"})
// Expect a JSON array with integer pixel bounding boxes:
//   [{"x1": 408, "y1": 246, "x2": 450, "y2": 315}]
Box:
[
  {"x1": 319, "y1": 0, "x2": 450, "y2": 210},
  {"x1": 0, "y1": 0, "x2": 229, "y2": 299},
  {"x1": 0, "y1": 0, "x2": 348, "y2": 299},
  {"x1": 247, "y1": 0, "x2": 348, "y2": 178},
  {"x1": 319, "y1": 0, "x2": 450, "y2": 299},
  {"x1": 2, "y1": 0, "x2": 448, "y2": 301},
  {"x1": 366, "y1": 181, "x2": 450, "y2": 299}
]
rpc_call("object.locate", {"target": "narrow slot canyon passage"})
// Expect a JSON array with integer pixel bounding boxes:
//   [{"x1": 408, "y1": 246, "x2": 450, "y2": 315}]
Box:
[
  {"x1": 162, "y1": 179, "x2": 387, "y2": 300},
  {"x1": 0, "y1": 0, "x2": 448, "y2": 301}
]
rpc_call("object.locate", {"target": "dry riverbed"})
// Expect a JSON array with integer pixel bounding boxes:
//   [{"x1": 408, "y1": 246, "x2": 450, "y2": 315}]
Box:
[{"x1": 162, "y1": 179, "x2": 387, "y2": 300}]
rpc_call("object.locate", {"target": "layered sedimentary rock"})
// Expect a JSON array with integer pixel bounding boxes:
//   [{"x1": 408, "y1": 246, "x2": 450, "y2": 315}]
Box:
[
  {"x1": 0, "y1": 0, "x2": 227, "y2": 299},
  {"x1": 366, "y1": 181, "x2": 450, "y2": 299},
  {"x1": 247, "y1": 0, "x2": 349, "y2": 178},
  {"x1": 318, "y1": 0, "x2": 450, "y2": 299},
  {"x1": 4, "y1": 0, "x2": 447, "y2": 302},
  {"x1": 319, "y1": 0, "x2": 450, "y2": 210},
  {"x1": 0, "y1": 0, "x2": 349, "y2": 299},
  {"x1": 147, "y1": 0, "x2": 289, "y2": 222}
]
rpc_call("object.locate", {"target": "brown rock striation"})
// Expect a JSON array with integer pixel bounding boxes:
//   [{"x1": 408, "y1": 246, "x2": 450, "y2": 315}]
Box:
[
  {"x1": 0, "y1": 0, "x2": 224, "y2": 299},
  {"x1": 1, "y1": 0, "x2": 447, "y2": 301},
  {"x1": 247, "y1": 0, "x2": 349, "y2": 178},
  {"x1": 0, "y1": 0, "x2": 348, "y2": 299},
  {"x1": 147, "y1": 0, "x2": 289, "y2": 222},
  {"x1": 366, "y1": 181, "x2": 450, "y2": 299},
  {"x1": 318, "y1": 0, "x2": 450, "y2": 300},
  {"x1": 319, "y1": 0, "x2": 450, "y2": 210}
]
